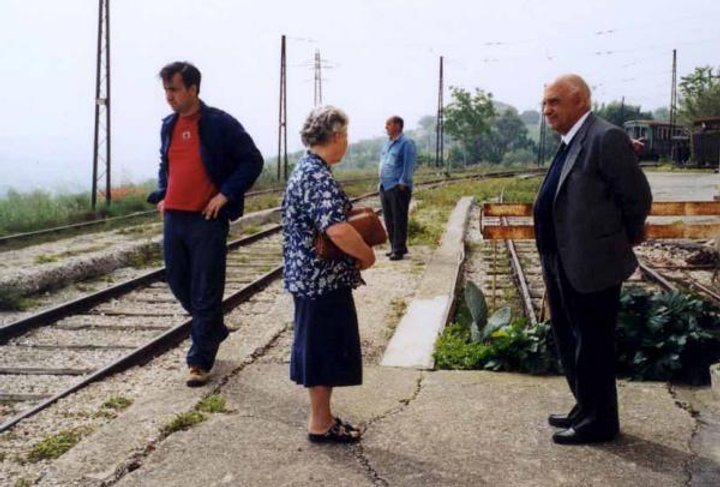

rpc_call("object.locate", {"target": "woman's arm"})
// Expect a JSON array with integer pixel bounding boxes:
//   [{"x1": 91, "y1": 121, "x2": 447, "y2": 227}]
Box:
[{"x1": 326, "y1": 222, "x2": 376, "y2": 270}]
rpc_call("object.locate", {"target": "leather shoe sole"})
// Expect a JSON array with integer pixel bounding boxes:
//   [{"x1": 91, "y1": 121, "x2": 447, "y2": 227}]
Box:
[
  {"x1": 548, "y1": 414, "x2": 573, "y2": 429},
  {"x1": 552, "y1": 428, "x2": 617, "y2": 445}
]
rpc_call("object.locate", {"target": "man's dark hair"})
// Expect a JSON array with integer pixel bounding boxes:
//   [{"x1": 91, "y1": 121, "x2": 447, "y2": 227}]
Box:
[
  {"x1": 390, "y1": 115, "x2": 404, "y2": 131},
  {"x1": 159, "y1": 61, "x2": 202, "y2": 94}
]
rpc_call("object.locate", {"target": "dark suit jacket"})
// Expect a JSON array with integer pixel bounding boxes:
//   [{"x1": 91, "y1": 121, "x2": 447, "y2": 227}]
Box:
[{"x1": 535, "y1": 113, "x2": 652, "y2": 293}]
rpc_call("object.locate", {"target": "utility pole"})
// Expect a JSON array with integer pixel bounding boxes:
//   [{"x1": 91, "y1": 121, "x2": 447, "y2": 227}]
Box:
[
  {"x1": 669, "y1": 49, "x2": 678, "y2": 163},
  {"x1": 619, "y1": 96, "x2": 625, "y2": 125},
  {"x1": 435, "y1": 56, "x2": 445, "y2": 171},
  {"x1": 313, "y1": 50, "x2": 322, "y2": 106},
  {"x1": 536, "y1": 104, "x2": 547, "y2": 166},
  {"x1": 277, "y1": 35, "x2": 288, "y2": 181},
  {"x1": 91, "y1": 0, "x2": 111, "y2": 209}
]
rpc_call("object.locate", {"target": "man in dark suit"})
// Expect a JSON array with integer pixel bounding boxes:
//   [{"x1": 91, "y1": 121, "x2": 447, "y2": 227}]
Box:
[{"x1": 534, "y1": 74, "x2": 652, "y2": 445}]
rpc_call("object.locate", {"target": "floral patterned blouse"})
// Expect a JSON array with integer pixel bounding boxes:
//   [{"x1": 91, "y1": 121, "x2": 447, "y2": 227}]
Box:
[{"x1": 282, "y1": 151, "x2": 363, "y2": 298}]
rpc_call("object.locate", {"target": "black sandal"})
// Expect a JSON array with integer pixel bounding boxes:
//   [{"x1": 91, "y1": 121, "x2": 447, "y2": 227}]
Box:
[
  {"x1": 334, "y1": 417, "x2": 362, "y2": 432},
  {"x1": 308, "y1": 418, "x2": 362, "y2": 443}
]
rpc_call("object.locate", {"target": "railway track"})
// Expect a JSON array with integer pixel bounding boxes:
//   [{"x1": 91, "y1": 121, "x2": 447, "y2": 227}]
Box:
[
  {"x1": 0, "y1": 170, "x2": 546, "y2": 433},
  {"x1": 0, "y1": 226, "x2": 284, "y2": 432},
  {"x1": 474, "y1": 227, "x2": 719, "y2": 327}
]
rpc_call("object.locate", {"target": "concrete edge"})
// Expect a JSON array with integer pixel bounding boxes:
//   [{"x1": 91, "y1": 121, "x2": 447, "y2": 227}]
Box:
[
  {"x1": 380, "y1": 196, "x2": 474, "y2": 370},
  {"x1": 0, "y1": 208, "x2": 282, "y2": 298}
]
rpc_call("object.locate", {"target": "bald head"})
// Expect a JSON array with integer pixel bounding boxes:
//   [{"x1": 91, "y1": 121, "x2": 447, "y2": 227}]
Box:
[
  {"x1": 543, "y1": 74, "x2": 592, "y2": 135},
  {"x1": 553, "y1": 74, "x2": 591, "y2": 109}
]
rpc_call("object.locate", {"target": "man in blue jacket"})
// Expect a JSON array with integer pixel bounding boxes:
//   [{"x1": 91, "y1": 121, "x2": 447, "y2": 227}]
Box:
[
  {"x1": 147, "y1": 61, "x2": 263, "y2": 387},
  {"x1": 379, "y1": 116, "x2": 417, "y2": 261}
]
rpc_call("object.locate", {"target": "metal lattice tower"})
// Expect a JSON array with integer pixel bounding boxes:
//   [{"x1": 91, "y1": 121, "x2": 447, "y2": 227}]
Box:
[
  {"x1": 277, "y1": 35, "x2": 288, "y2": 181},
  {"x1": 435, "y1": 56, "x2": 445, "y2": 170},
  {"x1": 313, "y1": 50, "x2": 323, "y2": 106},
  {"x1": 91, "y1": 0, "x2": 111, "y2": 209}
]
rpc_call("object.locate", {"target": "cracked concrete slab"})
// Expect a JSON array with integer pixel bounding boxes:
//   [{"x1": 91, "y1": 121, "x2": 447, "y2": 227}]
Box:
[
  {"x1": 100, "y1": 364, "x2": 714, "y2": 487},
  {"x1": 116, "y1": 364, "x2": 421, "y2": 486},
  {"x1": 362, "y1": 372, "x2": 701, "y2": 486}
]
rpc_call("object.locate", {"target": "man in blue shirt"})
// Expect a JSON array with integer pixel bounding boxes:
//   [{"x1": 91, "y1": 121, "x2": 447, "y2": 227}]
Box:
[{"x1": 379, "y1": 116, "x2": 417, "y2": 261}]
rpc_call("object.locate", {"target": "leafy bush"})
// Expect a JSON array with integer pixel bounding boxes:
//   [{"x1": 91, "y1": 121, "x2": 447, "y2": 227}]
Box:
[
  {"x1": 436, "y1": 284, "x2": 720, "y2": 384},
  {"x1": 617, "y1": 287, "x2": 720, "y2": 384},
  {"x1": 434, "y1": 318, "x2": 558, "y2": 374}
]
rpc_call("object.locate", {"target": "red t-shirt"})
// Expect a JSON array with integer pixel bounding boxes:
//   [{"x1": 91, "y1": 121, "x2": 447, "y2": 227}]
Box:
[{"x1": 163, "y1": 112, "x2": 218, "y2": 212}]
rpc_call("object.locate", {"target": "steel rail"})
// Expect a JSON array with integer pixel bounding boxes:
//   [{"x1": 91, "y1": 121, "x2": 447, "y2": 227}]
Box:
[
  {"x1": 639, "y1": 257, "x2": 720, "y2": 306},
  {"x1": 0, "y1": 266, "x2": 282, "y2": 434},
  {"x1": 0, "y1": 225, "x2": 283, "y2": 344},
  {"x1": 504, "y1": 237, "x2": 538, "y2": 326}
]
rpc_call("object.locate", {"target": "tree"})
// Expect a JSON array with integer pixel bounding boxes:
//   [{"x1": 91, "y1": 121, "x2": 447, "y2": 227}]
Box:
[
  {"x1": 678, "y1": 65, "x2": 720, "y2": 125},
  {"x1": 444, "y1": 87, "x2": 496, "y2": 164},
  {"x1": 653, "y1": 107, "x2": 669, "y2": 121},
  {"x1": 594, "y1": 100, "x2": 653, "y2": 127},
  {"x1": 480, "y1": 109, "x2": 535, "y2": 164},
  {"x1": 519, "y1": 110, "x2": 541, "y2": 125}
]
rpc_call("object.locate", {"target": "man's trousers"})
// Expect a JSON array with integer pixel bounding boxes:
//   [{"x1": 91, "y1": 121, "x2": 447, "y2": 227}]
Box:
[
  {"x1": 163, "y1": 211, "x2": 230, "y2": 371},
  {"x1": 379, "y1": 185, "x2": 412, "y2": 255},
  {"x1": 541, "y1": 253, "x2": 621, "y2": 436}
]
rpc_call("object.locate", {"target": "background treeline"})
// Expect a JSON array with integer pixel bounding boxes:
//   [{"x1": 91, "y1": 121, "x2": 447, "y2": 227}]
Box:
[{"x1": 266, "y1": 64, "x2": 719, "y2": 174}]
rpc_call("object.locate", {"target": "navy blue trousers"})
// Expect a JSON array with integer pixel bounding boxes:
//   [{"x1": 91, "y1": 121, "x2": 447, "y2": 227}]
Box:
[{"x1": 163, "y1": 211, "x2": 229, "y2": 371}]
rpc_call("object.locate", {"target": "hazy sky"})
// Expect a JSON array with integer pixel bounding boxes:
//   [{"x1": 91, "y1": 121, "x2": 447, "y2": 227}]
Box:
[{"x1": 1, "y1": 0, "x2": 718, "y2": 193}]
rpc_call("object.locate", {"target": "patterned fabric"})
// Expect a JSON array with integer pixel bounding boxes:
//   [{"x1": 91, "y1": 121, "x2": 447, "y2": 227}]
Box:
[{"x1": 282, "y1": 152, "x2": 363, "y2": 298}]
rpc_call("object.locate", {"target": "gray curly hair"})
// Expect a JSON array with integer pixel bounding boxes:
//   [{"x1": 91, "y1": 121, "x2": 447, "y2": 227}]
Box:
[{"x1": 300, "y1": 105, "x2": 348, "y2": 147}]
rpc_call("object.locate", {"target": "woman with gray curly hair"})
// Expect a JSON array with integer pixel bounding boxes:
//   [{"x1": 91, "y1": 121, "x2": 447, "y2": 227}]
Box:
[{"x1": 282, "y1": 105, "x2": 375, "y2": 443}]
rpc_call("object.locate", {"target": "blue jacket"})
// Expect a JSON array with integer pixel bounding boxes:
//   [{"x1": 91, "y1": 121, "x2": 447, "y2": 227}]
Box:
[
  {"x1": 147, "y1": 101, "x2": 264, "y2": 221},
  {"x1": 378, "y1": 133, "x2": 417, "y2": 190}
]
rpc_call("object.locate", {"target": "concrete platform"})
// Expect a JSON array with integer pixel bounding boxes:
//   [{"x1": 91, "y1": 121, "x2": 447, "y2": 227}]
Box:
[
  {"x1": 113, "y1": 364, "x2": 710, "y2": 486},
  {"x1": 381, "y1": 197, "x2": 473, "y2": 369}
]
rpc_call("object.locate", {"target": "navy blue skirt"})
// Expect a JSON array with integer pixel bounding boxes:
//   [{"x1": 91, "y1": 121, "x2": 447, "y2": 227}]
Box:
[{"x1": 290, "y1": 287, "x2": 362, "y2": 387}]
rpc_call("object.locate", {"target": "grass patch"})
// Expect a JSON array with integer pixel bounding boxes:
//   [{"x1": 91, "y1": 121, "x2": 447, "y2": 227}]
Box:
[
  {"x1": 385, "y1": 298, "x2": 407, "y2": 339},
  {"x1": 160, "y1": 411, "x2": 207, "y2": 435},
  {"x1": 241, "y1": 225, "x2": 261, "y2": 235},
  {"x1": 126, "y1": 246, "x2": 162, "y2": 269},
  {"x1": 34, "y1": 254, "x2": 59, "y2": 265},
  {"x1": 102, "y1": 396, "x2": 132, "y2": 411},
  {"x1": 27, "y1": 427, "x2": 89, "y2": 462},
  {"x1": 196, "y1": 395, "x2": 227, "y2": 413},
  {"x1": 0, "y1": 286, "x2": 35, "y2": 311}
]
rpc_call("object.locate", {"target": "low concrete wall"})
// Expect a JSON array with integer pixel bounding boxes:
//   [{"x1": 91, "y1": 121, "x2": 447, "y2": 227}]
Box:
[{"x1": 381, "y1": 196, "x2": 474, "y2": 369}]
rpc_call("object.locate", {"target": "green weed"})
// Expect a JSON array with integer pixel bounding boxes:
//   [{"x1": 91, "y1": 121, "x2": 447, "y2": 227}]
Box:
[
  {"x1": 160, "y1": 411, "x2": 206, "y2": 435},
  {"x1": 385, "y1": 298, "x2": 407, "y2": 339},
  {"x1": 102, "y1": 396, "x2": 132, "y2": 411},
  {"x1": 196, "y1": 395, "x2": 226, "y2": 413},
  {"x1": 34, "y1": 254, "x2": 58, "y2": 264},
  {"x1": 0, "y1": 286, "x2": 34, "y2": 311},
  {"x1": 27, "y1": 428, "x2": 89, "y2": 462}
]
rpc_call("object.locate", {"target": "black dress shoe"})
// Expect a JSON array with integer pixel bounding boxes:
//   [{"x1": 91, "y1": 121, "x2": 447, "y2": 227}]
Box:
[
  {"x1": 552, "y1": 428, "x2": 617, "y2": 445},
  {"x1": 389, "y1": 253, "x2": 404, "y2": 261},
  {"x1": 548, "y1": 414, "x2": 573, "y2": 429},
  {"x1": 385, "y1": 251, "x2": 394, "y2": 257}
]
